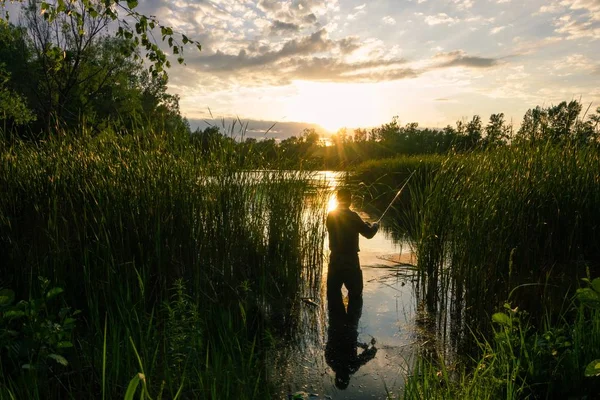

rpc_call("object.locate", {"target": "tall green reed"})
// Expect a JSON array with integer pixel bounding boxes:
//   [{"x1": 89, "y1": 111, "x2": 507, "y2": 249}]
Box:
[
  {"x1": 0, "y1": 129, "x2": 327, "y2": 398},
  {"x1": 409, "y1": 142, "x2": 600, "y2": 339}
]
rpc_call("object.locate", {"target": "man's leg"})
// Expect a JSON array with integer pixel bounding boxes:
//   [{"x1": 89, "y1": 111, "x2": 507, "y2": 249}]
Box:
[
  {"x1": 345, "y1": 268, "x2": 363, "y2": 325},
  {"x1": 327, "y1": 266, "x2": 345, "y2": 315}
]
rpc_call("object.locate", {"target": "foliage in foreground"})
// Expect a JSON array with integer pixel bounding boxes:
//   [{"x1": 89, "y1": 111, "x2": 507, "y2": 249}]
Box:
[
  {"x1": 402, "y1": 277, "x2": 600, "y2": 400},
  {"x1": 0, "y1": 131, "x2": 327, "y2": 399}
]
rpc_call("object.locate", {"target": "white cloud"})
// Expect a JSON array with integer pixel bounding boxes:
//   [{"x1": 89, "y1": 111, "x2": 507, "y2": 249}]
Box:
[
  {"x1": 382, "y1": 16, "x2": 396, "y2": 25},
  {"x1": 425, "y1": 13, "x2": 459, "y2": 25},
  {"x1": 452, "y1": 0, "x2": 474, "y2": 10},
  {"x1": 347, "y1": 9, "x2": 366, "y2": 20},
  {"x1": 354, "y1": 3, "x2": 367, "y2": 10},
  {"x1": 490, "y1": 26, "x2": 506, "y2": 34},
  {"x1": 555, "y1": 14, "x2": 600, "y2": 40},
  {"x1": 538, "y1": 4, "x2": 563, "y2": 13},
  {"x1": 561, "y1": 0, "x2": 600, "y2": 21},
  {"x1": 253, "y1": 18, "x2": 270, "y2": 29},
  {"x1": 554, "y1": 54, "x2": 598, "y2": 73}
]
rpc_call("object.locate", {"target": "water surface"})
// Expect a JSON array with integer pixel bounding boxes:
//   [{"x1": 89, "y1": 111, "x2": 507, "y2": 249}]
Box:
[{"x1": 272, "y1": 173, "x2": 420, "y2": 399}]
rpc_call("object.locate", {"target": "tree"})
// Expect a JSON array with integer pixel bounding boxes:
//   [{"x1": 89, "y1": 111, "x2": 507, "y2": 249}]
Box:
[
  {"x1": 1, "y1": 0, "x2": 201, "y2": 77},
  {"x1": 465, "y1": 115, "x2": 482, "y2": 149},
  {"x1": 353, "y1": 128, "x2": 367, "y2": 142},
  {"x1": 0, "y1": 21, "x2": 36, "y2": 134},
  {"x1": 517, "y1": 101, "x2": 592, "y2": 144},
  {"x1": 0, "y1": 15, "x2": 188, "y2": 138},
  {"x1": 484, "y1": 113, "x2": 510, "y2": 148}
]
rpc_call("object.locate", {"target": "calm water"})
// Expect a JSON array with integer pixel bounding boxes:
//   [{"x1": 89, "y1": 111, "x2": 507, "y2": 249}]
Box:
[{"x1": 271, "y1": 172, "x2": 420, "y2": 400}]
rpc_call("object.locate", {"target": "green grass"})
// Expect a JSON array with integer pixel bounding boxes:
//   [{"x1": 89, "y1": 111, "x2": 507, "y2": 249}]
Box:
[{"x1": 0, "y1": 130, "x2": 329, "y2": 398}]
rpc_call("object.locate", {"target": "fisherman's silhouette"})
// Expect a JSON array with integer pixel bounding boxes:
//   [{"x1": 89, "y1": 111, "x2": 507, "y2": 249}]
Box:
[
  {"x1": 325, "y1": 291, "x2": 377, "y2": 390},
  {"x1": 324, "y1": 188, "x2": 379, "y2": 389}
]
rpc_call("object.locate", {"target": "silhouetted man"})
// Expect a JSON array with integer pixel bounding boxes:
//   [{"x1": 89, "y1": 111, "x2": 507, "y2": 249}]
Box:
[{"x1": 326, "y1": 188, "x2": 379, "y2": 313}]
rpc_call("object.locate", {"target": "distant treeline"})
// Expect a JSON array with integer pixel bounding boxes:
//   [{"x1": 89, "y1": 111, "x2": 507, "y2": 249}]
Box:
[{"x1": 190, "y1": 100, "x2": 600, "y2": 169}]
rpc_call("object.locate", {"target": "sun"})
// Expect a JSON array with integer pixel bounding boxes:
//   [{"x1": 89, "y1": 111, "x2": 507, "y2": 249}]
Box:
[{"x1": 285, "y1": 81, "x2": 386, "y2": 133}]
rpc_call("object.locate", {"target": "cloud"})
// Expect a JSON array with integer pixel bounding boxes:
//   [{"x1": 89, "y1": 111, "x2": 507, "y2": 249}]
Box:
[
  {"x1": 538, "y1": 4, "x2": 563, "y2": 13},
  {"x1": 338, "y1": 36, "x2": 361, "y2": 54},
  {"x1": 278, "y1": 57, "x2": 417, "y2": 82},
  {"x1": 434, "y1": 50, "x2": 500, "y2": 68},
  {"x1": 511, "y1": 36, "x2": 563, "y2": 54},
  {"x1": 554, "y1": 14, "x2": 600, "y2": 40},
  {"x1": 196, "y1": 29, "x2": 337, "y2": 72},
  {"x1": 270, "y1": 20, "x2": 300, "y2": 34},
  {"x1": 424, "y1": 13, "x2": 459, "y2": 25},
  {"x1": 382, "y1": 16, "x2": 396, "y2": 25},
  {"x1": 452, "y1": 0, "x2": 473, "y2": 10},
  {"x1": 561, "y1": 0, "x2": 600, "y2": 21},
  {"x1": 189, "y1": 118, "x2": 328, "y2": 140},
  {"x1": 553, "y1": 54, "x2": 599, "y2": 73},
  {"x1": 490, "y1": 26, "x2": 506, "y2": 34},
  {"x1": 347, "y1": 5, "x2": 367, "y2": 21}
]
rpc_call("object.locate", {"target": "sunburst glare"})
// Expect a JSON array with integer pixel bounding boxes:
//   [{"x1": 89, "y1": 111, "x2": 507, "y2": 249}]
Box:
[{"x1": 327, "y1": 193, "x2": 338, "y2": 213}]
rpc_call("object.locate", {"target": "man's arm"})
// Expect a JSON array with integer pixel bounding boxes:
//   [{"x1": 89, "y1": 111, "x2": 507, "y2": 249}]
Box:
[{"x1": 353, "y1": 213, "x2": 379, "y2": 239}]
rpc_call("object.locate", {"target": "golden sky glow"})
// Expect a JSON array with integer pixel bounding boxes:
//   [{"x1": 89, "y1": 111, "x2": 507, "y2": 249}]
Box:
[{"x1": 139, "y1": 0, "x2": 600, "y2": 137}]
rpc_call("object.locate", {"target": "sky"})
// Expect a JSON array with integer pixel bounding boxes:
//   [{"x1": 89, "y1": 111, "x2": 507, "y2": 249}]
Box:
[{"x1": 14, "y1": 0, "x2": 600, "y2": 138}]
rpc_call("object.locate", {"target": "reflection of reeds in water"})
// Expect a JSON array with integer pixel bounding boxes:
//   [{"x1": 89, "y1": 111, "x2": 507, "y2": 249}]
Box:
[{"x1": 0, "y1": 134, "x2": 330, "y2": 399}]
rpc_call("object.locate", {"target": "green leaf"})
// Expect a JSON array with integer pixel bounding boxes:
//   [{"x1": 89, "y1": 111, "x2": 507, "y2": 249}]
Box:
[
  {"x1": 0, "y1": 289, "x2": 15, "y2": 306},
  {"x1": 124, "y1": 373, "x2": 144, "y2": 400},
  {"x1": 48, "y1": 354, "x2": 68, "y2": 366},
  {"x1": 584, "y1": 359, "x2": 600, "y2": 377},
  {"x1": 46, "y1": 287, "x2": 64, "y2": 300},
  {"x1": 492, "y1": 312, "x2": 511, "y2": 326},
  {"x1": 57, "y1": 341, "x2": 73, "y2": 348},
  {"x1": 4, "y1": 310, "x2": 26, "y2": 319},
  {"x1": 127, "y1": 0, "x2": 139, "y2": 9},
  {"x1": 591, "y1": 278, "x2": 600, "y2": 293},
  {"x1": 577, "y1": 288, "x2": 600, "y2": 307}
]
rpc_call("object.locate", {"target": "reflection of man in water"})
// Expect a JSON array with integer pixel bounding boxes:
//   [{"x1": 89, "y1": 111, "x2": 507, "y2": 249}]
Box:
[
  {"x1": 325, "y1": 188, "x2": 379, "y2": 389},
  {"x1": 325, "y1": 294, "x2": 377, "y2": 389}
]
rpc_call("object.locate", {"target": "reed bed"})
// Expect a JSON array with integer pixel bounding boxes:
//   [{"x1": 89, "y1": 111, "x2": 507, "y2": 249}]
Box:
[
  {"x1": 412, "y1": 143, "x2": 600, "y2": 326},
  {"x1": 0, "y1": 131, "x2": 328, "y2": 399},
  {"x1": 401, "y1": 141, "x2": 600, "y2": 398}
]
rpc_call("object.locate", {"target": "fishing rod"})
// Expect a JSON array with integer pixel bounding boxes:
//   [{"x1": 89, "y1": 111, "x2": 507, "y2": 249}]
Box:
[{"x1": 376, "y1": 170, "x2": 416, "y2": 224}]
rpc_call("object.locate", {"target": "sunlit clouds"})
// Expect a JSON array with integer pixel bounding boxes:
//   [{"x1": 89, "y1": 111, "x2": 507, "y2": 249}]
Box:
[{"x1": 134, "y1": 0, "x2": 600, "y2": 135}]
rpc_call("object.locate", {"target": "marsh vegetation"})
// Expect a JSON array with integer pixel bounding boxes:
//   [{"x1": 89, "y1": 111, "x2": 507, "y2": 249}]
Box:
[{"x1": 2, "y1": 2, "x2": 600, "y2": 397}]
